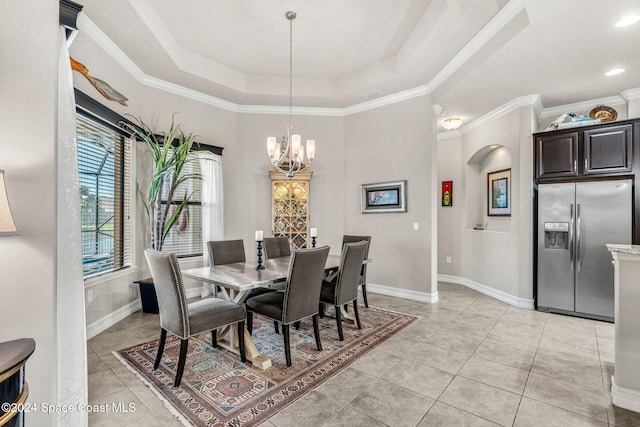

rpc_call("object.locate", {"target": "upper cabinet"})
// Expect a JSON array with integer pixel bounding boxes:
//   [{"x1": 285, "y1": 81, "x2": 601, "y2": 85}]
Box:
[
  {"x1": 534, "y1": 119, "x2": 638, "y2": 182},
  {"x1": 583, "y1": 124, "x2": 632, "y2": 175}
]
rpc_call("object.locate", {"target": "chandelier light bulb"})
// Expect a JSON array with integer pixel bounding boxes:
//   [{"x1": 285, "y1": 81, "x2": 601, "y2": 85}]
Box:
[
  {"x1": 306, "y1": 140, "x2": 315, "y2": 160},
  {"x1": 267, "y1": 137, "x2": 277, "y2": 157}
]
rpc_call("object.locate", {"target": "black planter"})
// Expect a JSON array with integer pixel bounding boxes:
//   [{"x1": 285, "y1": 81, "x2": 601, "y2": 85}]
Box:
[{"x1": 135, "y1": 278, "x2": 159, "y2": 314}]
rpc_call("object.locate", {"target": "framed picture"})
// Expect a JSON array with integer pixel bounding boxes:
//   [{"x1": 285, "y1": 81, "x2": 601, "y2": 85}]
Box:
[
  {"x1": 442, "y1": 181, "x2": 453, "y2": 206},
  {"x1": 361, "y1": 180, "x2": 407, "y2": 213},
  {"x1": 487, "y1": 169, "x2": 511, "y2": 216}
]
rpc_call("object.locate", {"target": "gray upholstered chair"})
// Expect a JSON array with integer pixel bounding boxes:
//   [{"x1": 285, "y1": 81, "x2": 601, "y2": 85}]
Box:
[
  {"x1": 342, "y1": 235, "x2": 372, "y2": 307},
  {"x1": 263, "y1": 236, "x2": 291, "y2": 259},
  {"x1": 245, "y1": 246, "x2": 330, "y2": 366},
  {"x1": 207, "y1": 239, "x2": 246, "y2": 266},
  {"x1": 320, "y1": 241, "x2": 368, "y2": 341},
  {"x1": 145, "y1": 249, "x2": 247, "y2": 387}
]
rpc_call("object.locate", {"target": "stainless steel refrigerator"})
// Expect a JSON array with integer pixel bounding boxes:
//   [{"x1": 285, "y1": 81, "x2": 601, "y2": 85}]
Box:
[{"x1": 537, "y1": 179, "x2": 632, "y2": 321}]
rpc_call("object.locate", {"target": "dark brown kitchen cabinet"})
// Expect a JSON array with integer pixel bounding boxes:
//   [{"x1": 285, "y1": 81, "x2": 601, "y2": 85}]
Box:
[
  {"x1": 535, "y1": 131, "x2": 578, "y2": 179},
  {"x1": 534, "y1": 119, "x2": 637, "y2": 181},
  {"x1": 583, "y1": 124, "x2": 632, "y2": 175}
]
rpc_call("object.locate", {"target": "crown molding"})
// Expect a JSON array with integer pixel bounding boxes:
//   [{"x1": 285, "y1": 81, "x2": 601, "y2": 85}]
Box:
[
  {"x1": 539, "y1": 94, "x2": 627, "y2": 118},
  {"x1": 454, "y1": 94, "x2": 541, "y2": 136},
  {"x1": 237, "y1": 105, "x2": 344, "y2": 117},
  {"x1": 342, "y1": 85, "x2": 431, "y2": 116},
  {"x1": 621, "y1": 87, "x2": 640, "y2": 101}
]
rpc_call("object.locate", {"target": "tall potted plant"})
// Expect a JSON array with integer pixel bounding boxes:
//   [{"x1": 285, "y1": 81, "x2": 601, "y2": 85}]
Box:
[{"x1": 122, "y1": 116, "x2": 204, "y2": 311}]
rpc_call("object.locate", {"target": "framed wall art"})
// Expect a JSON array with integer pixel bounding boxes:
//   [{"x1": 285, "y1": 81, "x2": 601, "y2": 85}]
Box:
[
  {"x1": 487, "y1": 168, "x2": 511, "y2": 216},
  {"x1": 442, "y1": 181, "x2": 452, "y2": 206},
  {"x1": 361, "y1": 180, "x2": 407, "y2": 213}
]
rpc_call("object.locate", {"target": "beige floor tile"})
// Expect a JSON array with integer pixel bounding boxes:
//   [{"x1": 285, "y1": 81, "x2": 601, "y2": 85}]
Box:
[
  {"x1": 474, "y1": 340, "x2": 536, "y2": 371},
  {"x1": 458, "y1": 354, "x2": 529, "y2": 394},
  {"x1": 322, "y1": 406, "x2": 387, "y2": 427},
  {"x1": 316, "y1": 366, "x2": 377, "y2": 405},
  {"x1": 439, "y1": 376, "x2": 521, "y2": 426},
  {"x1": 514, "y1": 397, "x2": 607, "y2": 427},
  {"x1": 349, "y1": 346, "x2": 402, "y2": 377},
  {"x1": 381, "y1": 359, "x2": 454, "y2": 399},
  {"x1": 523, "y1": 372, "x2": 607, "y2": 422},
  {"x1": 348, "y1": 379, "x2": 434, "y2": 427},
  {"x1": 426, "y1": 329, "x2": 484, "y2": 356},
  {"x1": 412, "y1": 342, "x2": 471, "y2": 374},
  {"x1": 531, "y1": 352, "x2": 604, "y2": 390},
  {"x1": 418, "y1": 402, "x2": 501, "y2": 426},
  {"x1": 269, "y1": 390, "x2": 343, "y2": 427},
  {"x1": 88, "y1": 368, "x2": 128, "y2": 401}
]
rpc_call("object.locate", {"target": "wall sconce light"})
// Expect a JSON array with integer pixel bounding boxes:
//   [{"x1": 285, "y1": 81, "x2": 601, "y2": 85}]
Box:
[
  {"x1": 442, "y1": 117, "x2": 463, "y2": 130},
  {"x1": 0, "y1": 170, "x2": 18, "y2": 235}
]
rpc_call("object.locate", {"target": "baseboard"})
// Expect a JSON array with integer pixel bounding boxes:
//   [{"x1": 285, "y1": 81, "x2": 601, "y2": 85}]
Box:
[
  {"x1": 612, "y1": 376, "x2": 640, "y2": 413},
  {"x1": 366, "y1": 283, "x2": 438, "y2": 303},
  {"x1": 86, "y1": 300, "x2": 142, "y2": 339},
  {"x1": 437, "y1": 274, "x2": 534, "y2": 309}
]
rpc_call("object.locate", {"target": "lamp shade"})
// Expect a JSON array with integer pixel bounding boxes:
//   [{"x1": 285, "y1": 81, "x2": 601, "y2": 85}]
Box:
[{"x1": 0, "y1": 170, "x2": 18, "y2": 235}]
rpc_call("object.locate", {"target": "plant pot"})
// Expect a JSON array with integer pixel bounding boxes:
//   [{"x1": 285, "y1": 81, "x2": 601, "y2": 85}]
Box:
[{"x1": 134, "y1": 278, "x2": 159, "y2": 314}]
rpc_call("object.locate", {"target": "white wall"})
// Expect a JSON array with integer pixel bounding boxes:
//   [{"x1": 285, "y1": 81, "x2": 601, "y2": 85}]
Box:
[
  {"x1": 344, "y1": 95, "x2": 437, "y2": 295},
  {"x1": 0, "y1": 1, "x2": 58, "y2": 425}
]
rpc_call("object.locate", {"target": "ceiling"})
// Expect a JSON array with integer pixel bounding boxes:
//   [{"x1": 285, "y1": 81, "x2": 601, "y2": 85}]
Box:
[{"x1": 74, "y1": 0, "x2": 640, "y2": 129}]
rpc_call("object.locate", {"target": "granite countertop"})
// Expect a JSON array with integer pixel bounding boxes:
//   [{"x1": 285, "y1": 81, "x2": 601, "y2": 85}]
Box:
[{"x1": 606, "y1": 244, "x2": 640, "y2": 255}]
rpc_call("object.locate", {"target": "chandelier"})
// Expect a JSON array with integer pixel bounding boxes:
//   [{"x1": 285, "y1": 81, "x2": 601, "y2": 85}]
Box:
[{"x1": 266, "y1": 11, "x2": 315, "y2": 178}]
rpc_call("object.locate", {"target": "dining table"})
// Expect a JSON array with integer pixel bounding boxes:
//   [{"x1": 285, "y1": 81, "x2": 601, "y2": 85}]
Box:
[{"x1": 182, "y1": 254, "x2": 371, "y2": 370}]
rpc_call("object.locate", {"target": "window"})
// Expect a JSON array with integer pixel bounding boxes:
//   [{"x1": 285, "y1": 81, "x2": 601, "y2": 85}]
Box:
[
  {"x1": 77, "y1": 113, "x2": 132, "y2": 279},
  {"x1": 159, "y1": 157, "x2": 203, "y2": 257}
]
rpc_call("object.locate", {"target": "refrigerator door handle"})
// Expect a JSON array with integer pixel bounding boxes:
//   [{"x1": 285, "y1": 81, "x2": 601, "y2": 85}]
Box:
[
  {"x1": 569, "y1": 204, "x2": 575, "y2": 271},
  {"x1": 576, "y1": 203, "x2": 582, "y2": 272}
]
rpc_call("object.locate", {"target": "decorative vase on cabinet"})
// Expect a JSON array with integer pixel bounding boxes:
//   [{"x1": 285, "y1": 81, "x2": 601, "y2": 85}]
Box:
[{"x1": 269, "y1": 171, "x2": 312, "y2": 249}]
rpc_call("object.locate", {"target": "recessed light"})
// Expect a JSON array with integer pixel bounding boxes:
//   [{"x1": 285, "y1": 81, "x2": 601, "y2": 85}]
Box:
[
  {"x1": 615, "y1": 15, "x2": 640, "y2": 27},
  {"x1": 605, "y1": 68, "x2": 625, "y2": 76}
]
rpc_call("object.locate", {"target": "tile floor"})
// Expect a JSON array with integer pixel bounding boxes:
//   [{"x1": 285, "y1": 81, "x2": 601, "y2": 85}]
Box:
[{"x1": 87, "y1": 282, "x2": 640, "y2": 426}]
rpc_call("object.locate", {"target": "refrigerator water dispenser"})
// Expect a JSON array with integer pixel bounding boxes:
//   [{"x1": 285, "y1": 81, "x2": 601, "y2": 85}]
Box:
[{"x1": 544, "y1": 222, "x2": 569, "y2": 250}]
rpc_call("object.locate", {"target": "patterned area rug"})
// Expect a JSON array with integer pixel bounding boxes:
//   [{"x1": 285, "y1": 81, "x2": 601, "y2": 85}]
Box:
[{"x1": 115, "y1": 305, "x2": 416, "y2": 426}]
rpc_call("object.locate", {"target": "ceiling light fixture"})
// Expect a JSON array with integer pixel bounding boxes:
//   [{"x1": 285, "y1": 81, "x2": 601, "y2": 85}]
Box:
[
  {"x1": 605, "y1": 68, "x2": 625, "y2": 76},
  {"x1": 442, "y1": 117, "x2": 463, "y2": 130},
  {"x1": 267, "y1": 11, "x2": 315, "y2": 178},
  {"x1": 615, "y1": 15, "x2": 640, "y2": 27}
]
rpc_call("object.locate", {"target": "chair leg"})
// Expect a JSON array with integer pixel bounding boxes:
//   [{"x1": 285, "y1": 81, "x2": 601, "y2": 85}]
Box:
[
  {"x1": 293, "y1": 321, "x2": 301, "y2": 330},
  {"x1": 283, "y1": 324, "x2": 292, "y2": 366},
  {"x1": 319, "y1": 303, "x2": 325, "y2": 318},
  {"x1": 361, "y1": 283, "x2": 369, "y2": 308},
  {"x1": 237, "y1": 321, "x2": 247, "y2": 362},
  {"x1": 312, "y1": 314, "x2": 322, "y2": 351},
  {"x1": 154, "y1": 328, "x2": 167, "y2": 370},
  {"x1": 174, "y1": 339, "x2": 189, "y2": 387},
  {"x1": 335, "y1": 306, "x2": 344, "y2": 341},
  {"x1": 211, "y1": 329, "x2": 218, "y2": 348},
  {"x1": 247, "y1": 310, "x2": 253, "y2": 334},
  {"x1": 353, "y1": 300, "x2": 362, "y2": 329},
  {"x1": 343, "y1": 303, "x2": 349, "y2": 313},
  {"x1": 274, "y1": 321, "x2": 280, "y2": 334}
]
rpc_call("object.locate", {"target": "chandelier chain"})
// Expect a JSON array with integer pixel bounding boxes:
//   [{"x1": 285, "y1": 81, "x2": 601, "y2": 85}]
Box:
[{"x1": 289, "y1": 14, "x2": 293, "y2": 129}]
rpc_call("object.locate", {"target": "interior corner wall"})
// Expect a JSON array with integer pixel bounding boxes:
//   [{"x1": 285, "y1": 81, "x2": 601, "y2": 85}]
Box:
[
  {"x1": 343, "y1": 95, "x2": 436, "y2": 294},
  {"x1": 0, "y1": 1, "x2": 58, "y2": 425},
  {"x1": 437, "y1": 135, "x2": 463, "y2": 277}
]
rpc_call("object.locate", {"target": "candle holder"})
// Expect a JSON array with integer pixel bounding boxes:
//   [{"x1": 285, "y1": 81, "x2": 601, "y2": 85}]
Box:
[
  {"x1": 255, "y1": 240, "x2": 265, "y2": 270},
  {"x1": 311, "y1": 236, "x2": 317, "y2": 248}
]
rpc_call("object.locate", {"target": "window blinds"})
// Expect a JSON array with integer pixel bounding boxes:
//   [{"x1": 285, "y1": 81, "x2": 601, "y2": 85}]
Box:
[{"x1": 77, "y1": 113, "x2": 132, "y2": 279}]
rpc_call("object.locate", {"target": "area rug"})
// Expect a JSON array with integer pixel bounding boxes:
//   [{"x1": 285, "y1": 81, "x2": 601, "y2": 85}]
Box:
[{"x1": 115, "y1": 305, "x2": 417, "y2": 426}]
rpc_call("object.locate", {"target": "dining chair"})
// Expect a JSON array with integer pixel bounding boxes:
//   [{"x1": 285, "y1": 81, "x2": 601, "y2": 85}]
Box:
[
  {"x1": 319, "y1": 240, "x2": 368, "y2": 341},
  {"x1": 245, "y1": 246, "x2": 330, "y2": 366},
  {"x1": 207, "y1": 239, "x2": 277, "y2": 297},
  {"x1": 342, "y1": 235, "x2": 372, "y2": 307},
  {"x1": 144, "y1": 249, "x2": 247, "y2": 387},
  {"x1": 263, "y1": 236, "x2": 291, "y2": 259}
]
